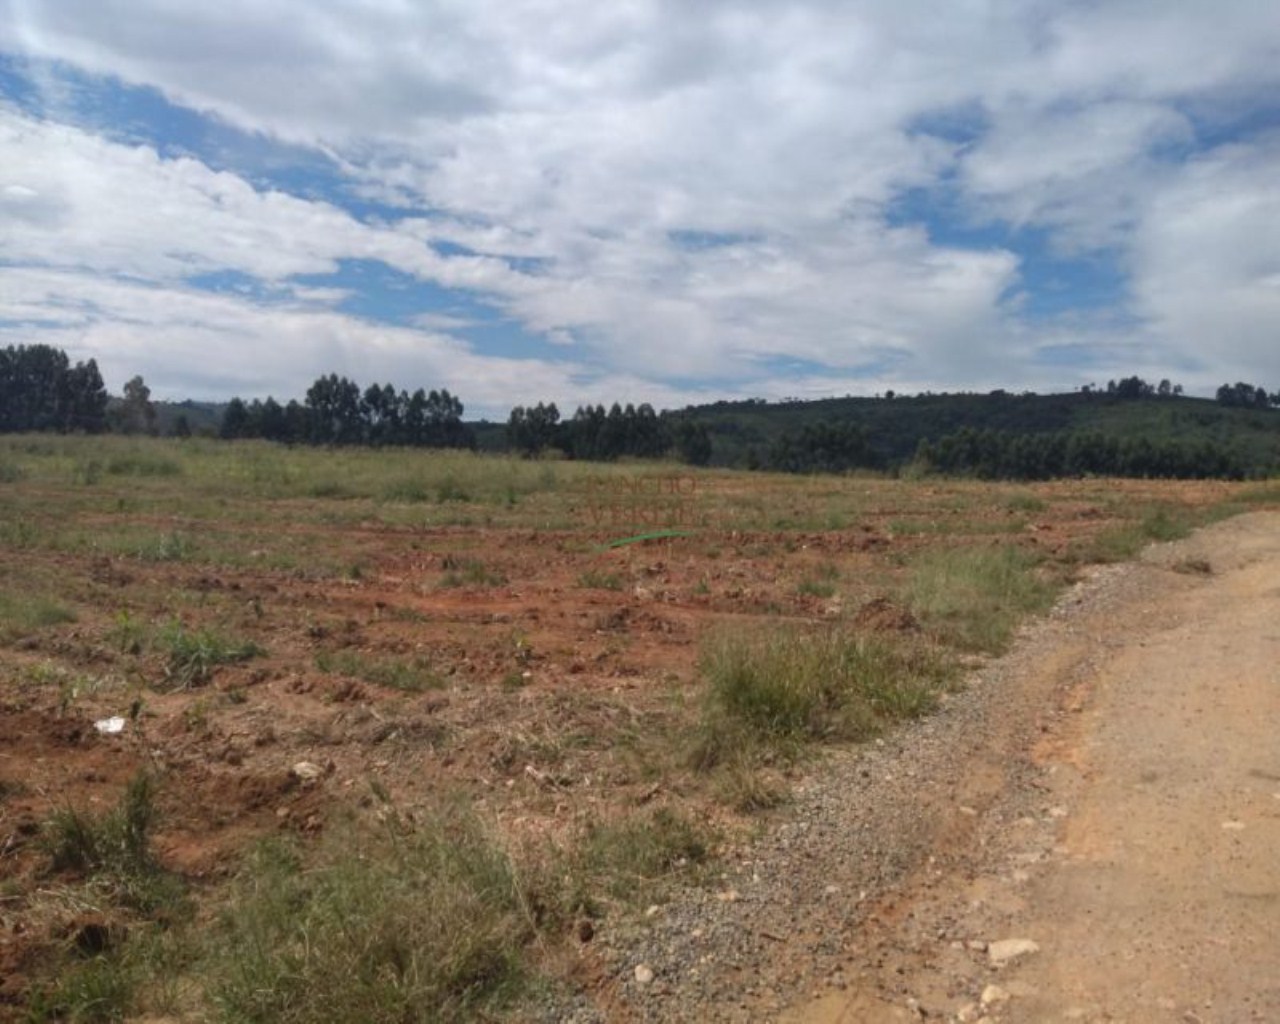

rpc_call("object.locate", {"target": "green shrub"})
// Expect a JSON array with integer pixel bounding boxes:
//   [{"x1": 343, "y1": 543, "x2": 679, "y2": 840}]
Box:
[
  {"x1": 796, "y1": 576, "x2": 837, "y2": 598},
  {"x1": 44, "y1": 774, "x2": 155, "y2": 877},
  {"x1": 437, "y1": 478, "x2": 471, "y2": 503},
  {"x1": 1238, "y1": 483, "x2": 1280, "y2": 505},
  {"x1": 1073, "y1": 506, "x2": 1197, "y2": 565},
  {"x1": 1005, "y1": 492, "x2": 1047, "y2": 513},
  {"x1": 27, "y1": 950, "x2": 137, "y2": 1024},
  {"x1": 1139, "y1": 506, "x2": 1192, "y2": 542},
  {"x1": 135, "y1": 531, "x2": 194, "y2": 562}
]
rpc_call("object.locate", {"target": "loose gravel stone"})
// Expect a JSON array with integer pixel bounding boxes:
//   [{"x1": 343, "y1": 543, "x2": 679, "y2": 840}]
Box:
[
  {"x1": 987, "y1": 938, "x2": 1041, "y2": 967},
  {"x1": 981, "y1": 983, "x2": 1011, "y2": 1006}
]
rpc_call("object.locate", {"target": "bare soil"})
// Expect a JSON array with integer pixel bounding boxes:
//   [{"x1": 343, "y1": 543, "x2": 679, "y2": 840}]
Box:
[{"x1": 0, "y1": 472, "x2": 1270, "y2": 1020}]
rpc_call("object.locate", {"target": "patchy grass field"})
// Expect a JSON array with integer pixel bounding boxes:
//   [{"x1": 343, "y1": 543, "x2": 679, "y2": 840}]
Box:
[{"x1": 0, "y1": 434, "x2": 1270, "y2": 1021}]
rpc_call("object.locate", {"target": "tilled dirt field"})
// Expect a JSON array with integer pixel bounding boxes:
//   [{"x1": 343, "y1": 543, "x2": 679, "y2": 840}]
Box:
[{"x1": 0, "y1": 443, "x2": 1271, "y2": 1019}]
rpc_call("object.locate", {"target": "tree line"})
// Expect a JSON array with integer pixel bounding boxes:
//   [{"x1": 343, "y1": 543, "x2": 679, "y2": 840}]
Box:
[
  {"x1": 1215, "y1": 381, "x2": 1278, "y2": 409},
  {"x1": 0, "y1": 344, "x2": 170, "y2": 435},
  {"x1": 506, "y1": 402, "x2": 712, "y2": 465},
  {"x1": 0, "y1": 344, "x2": 109, "y2": 433},
  {"x1": 767, "y1": 420, "x2": 881, "y2": 473},
  {"x1": 2, "y1": 345, "x2": 1272, "y2": 481},
  {"x1": 913, "y1": 427, "x2": 1247, "y2": 481},
  {"x1": 220, "y1": 376, "x2": 472, "y2": 448}
]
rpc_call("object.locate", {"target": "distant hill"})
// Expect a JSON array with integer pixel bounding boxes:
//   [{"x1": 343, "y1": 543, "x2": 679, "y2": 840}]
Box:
[
  {"x1": 123, "y1": 398, "x2": 227, "y2": 436},
  {"x1": 158, "y1": 386, "x2": 1279, "y2": 480},
  {"x1": 672, "y1": 390, "x2": 1280, "y2": 475}
]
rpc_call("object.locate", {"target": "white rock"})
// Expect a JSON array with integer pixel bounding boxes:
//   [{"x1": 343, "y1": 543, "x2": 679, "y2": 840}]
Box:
[
  {"x1": 956, "y1": 1002, "x2": 981, "y2": 1023},
  {"x1": 988, "y1": 938, "x2": 1040, "y2": 966},
  {"x1": 981, "y1": 984, "x2": 1011, "y2": 1006},
  {"x1": 634, "y1": 964, "x2": 655, "y2": 985},
  {"x1": 290, "y1": 761, "x2": 324, "y2": 781},
  {"x1": 1221, "y1": 820, "x2": 1245, "y2": 831}
]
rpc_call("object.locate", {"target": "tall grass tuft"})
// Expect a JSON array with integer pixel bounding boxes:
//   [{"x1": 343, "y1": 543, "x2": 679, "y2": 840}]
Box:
[
  {"x1": 105, "y1": 454, "x2": 183, "y2": 478},
  {"x1": 907, "y1": 544, "x2": 1055, "y2": 653},
  {"x1": 206, "y1": 805, "x2": 532, "y2": 1024},
  {"x1": 40, "y1": 773, "x2": 182, "y2": 914},
  {"x1": 581, "y1": 807, "x2": 713, "y2": 900},
  {"x1": 157, "y1": 620, "x2": 263, "y2": 689},
  {"x1": 692, "y1": 625, "x2": 950, "y2": 769},
  {"x1": 1072, "y1": 505, "x2": 1199, "y2": 565},
  {"x1": 0, "y1": 592, "x2": 76, "y2": 640},
  {"x1": 315, "y1": 650, "x2": 443, "y2": 692}
]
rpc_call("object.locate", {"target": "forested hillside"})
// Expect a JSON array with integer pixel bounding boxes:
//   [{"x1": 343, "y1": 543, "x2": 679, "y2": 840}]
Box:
[
  {"x1": 663, "y1": 384, "x2": 1280, "y2": 478},
  {"x1": 3, "y1": 344, "x2": 1276, "y2": 480}
]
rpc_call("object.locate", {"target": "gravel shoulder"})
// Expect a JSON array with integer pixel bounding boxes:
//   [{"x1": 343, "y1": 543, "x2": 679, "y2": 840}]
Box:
[{"x1": 569, "y1": 510, "x2": 1280, "y2": 1024}]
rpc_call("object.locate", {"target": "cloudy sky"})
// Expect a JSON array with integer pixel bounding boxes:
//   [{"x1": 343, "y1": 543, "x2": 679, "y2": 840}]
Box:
[{"x1": 2, "y1": 2, "x2": 1278, "y2": 417}]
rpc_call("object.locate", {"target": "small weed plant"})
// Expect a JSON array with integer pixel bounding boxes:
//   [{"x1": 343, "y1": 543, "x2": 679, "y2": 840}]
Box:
[
  {"x1": 796, "y1": 562, "x2": 839, "y2": 598},
  {"x1": 40, "y1": 773, "x2": 182, "y2": 914},
  {"x1": 0, "y1": 592, "x2": 75, "y2": 641},
  {"x1": 439, "y1": 557, "x2": 506, "y2": 588},
  {"x1": 577, "y1": 569, "x2": 624, "y2": 591},
  {"x1": 31, "y1": 774, "x2": 184, "y2": 1022},
  {"x1": 158, "y1": 620, "x2": 263, "y2": 689},
  {"x1": 315, "y1": 650, "x2": 442, "y2": 693},
  {"x1": 581, "y1": 806, "x2": 713, "y2": 901}
]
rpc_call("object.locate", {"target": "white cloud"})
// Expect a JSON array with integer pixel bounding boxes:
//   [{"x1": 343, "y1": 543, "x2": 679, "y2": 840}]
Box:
[
  {"x1": 0, "y1": 101, "x2": 1028, "y2": 395},
  {"x1": 2, "y1": 0, "x2": 1279, "y2": 403},
  {"x1": 1131, "y1": 137, "x2": 1280, "y2": 386},
  {"x1": 0, "y1": 107, "x2": 532, "y2": 293},
  {"x1": 0, "y1": 265, "x2": 720, "y2": 416},
  {"x1": 961, "y1": 100, "x2": 1195, "y2": 251}
]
